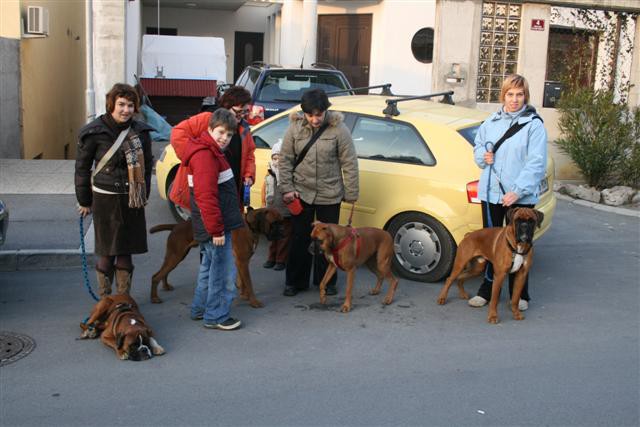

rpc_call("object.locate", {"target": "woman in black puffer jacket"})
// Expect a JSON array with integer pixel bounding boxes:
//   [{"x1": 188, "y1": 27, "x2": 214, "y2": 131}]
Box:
[{"x1": 75, "y1": 83, "x2": 153, "y2": 296}]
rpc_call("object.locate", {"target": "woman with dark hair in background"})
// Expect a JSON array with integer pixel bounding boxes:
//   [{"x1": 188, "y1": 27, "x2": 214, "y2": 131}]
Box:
[
  {"x1": 75, "y1": 83, "x2": 154, "y2": 296},
  {"x1": 171, "y1": 86, "x2": 256, "y2": 205},
  {"x1": 278, "y1": 89, "x2": 359, "y2": 297}
]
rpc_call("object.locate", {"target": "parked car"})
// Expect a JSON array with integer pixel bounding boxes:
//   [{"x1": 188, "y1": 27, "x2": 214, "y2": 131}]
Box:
[
  {"x1": 156, "y1": 94, "x2": 556, "y2": 282},
  {"x1": 0, "y1": 199, "x2": 8, "y2": 247},
  {"x1": 223, "y1": 62, "x2": 353, "y2": 121}
]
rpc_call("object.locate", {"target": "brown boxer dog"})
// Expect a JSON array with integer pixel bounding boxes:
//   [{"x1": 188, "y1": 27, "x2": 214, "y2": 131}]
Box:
[
  {"x1": 311, "y1": 222, "x2": 399, "y2": 313},
  {"x1": 436, "y1": 207, "x2": 544, "y2": 324},
  {"x1": 149, "y1": 207, "x2": 284, "y2": 307},
  {"x1": 79, "y1": 294, "x2": 165, "y2": 361}
]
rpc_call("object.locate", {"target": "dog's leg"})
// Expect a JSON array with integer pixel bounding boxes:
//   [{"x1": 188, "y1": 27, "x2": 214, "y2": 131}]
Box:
[
  {"x1": 150, "y1": 241, "x2": 194, "y2": 304},
  {"x1": 318, "y1": 263, "x2": 337, "y2": 305},
  {"x1": 487, "y1": 272, "x2": 506, "y2": 324},
  {"x1": 234, "y1": 255, "x2": 263, "y2": 308},
  {"x1": 376, "y1": 252, "x2": 398, "y2": 305},
  {"x1": 437, "y1": 255, "x2": 471, "y2": 305},
  {"x1": 341, "y1": 269, "x2": 356, "y2": 313},
  {"x1": 148, "y1": 337, "x2": 166, "y2": 356},
  {"x1": 79, "y1": 298, "x2": 112, "y2": 339},
  {"x1": 382, "y1": 272, "x2": 398, "y2": 305},
  {"x1": 510, "y1": 268, "x2": 529, "y2": 321},
  {"x1": 366, "y1": 258, "x2": 382, "y2": 296}
]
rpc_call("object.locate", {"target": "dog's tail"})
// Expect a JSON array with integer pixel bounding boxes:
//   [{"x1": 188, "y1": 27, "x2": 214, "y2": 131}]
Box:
[{"x1": 149, "y1": 224, "x2": 177, "y2": 234}]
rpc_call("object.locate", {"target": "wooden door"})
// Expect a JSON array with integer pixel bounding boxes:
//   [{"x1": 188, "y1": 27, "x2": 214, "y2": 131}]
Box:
[
  {"x1": 234, "y1": 32, "x2": 264, "y2": 82},
  {"x1": 317, "y1": 14, "x2": 372, "y2": 90}
]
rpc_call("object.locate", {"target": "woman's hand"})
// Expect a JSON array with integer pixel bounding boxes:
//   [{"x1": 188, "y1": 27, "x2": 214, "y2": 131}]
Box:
[
  {"x1": 283, "y1": 191, "x2": 299, "y2": 203},
  {"x1": 484, "y1": 151, "x2": 494, "y2": 165},
  {"x1": 77, "y1": 205, "x2": 91, "y2": 217},
  {"x1": 502, "y1": 192, "x2": 519, "y2": 207},
  {"x1": 244, "y1": 177, "x2": 254, "y2": 186},
  {"x1": 212, "y1": 235, "x2": 225, "y2": 246}
]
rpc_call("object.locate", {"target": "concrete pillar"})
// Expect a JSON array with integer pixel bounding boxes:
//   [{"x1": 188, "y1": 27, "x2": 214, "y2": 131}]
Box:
[
  {"x1": 125, "y1": 0, "x2": 142, "y2": 85},
  {"x1": 93, "y1": 0, "x2": 125, "y2": 116},
  {"x1": 279, "y1": 0, "x2": 303, "y2": 66},
  {"x1": 519, "y1": 3, "x2": 551, "y2": 108},
  {"x1": 274, "y1": 10, "x2": 282, "y2": 65},
  {"x1": 301, "y1": 0, "x2": 317, "y2": 67}
]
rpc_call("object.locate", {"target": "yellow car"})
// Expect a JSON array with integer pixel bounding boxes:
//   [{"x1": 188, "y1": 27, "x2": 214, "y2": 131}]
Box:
[{"x1": 156, "y1": 94, "x2": 556, "y2": 282}]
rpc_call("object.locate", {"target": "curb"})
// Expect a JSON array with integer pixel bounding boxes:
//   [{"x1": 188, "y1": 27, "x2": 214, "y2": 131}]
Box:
[
  {"x1": 555, "y1": 192, "x2": 640, "y2": 218},
  {"x1": 0, "y1": 222, "x2": 95, "y2": 272}
]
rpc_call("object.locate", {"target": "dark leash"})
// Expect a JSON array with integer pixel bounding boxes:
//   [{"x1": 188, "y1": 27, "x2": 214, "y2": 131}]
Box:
[
  {"x1": 80, "y1": 215, "x2": 100, "y2": 302},
  {"x1": 346, "y1": 202, "x2": 355, "y2": 227}
]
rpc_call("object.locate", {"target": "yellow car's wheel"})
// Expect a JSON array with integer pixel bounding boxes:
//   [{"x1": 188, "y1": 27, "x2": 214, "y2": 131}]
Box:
[{"x1": 387, "y1": 212, "x2": 456, "y2": 283}]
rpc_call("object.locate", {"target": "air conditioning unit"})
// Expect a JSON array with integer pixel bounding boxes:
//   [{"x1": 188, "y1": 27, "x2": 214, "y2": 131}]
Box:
[{"x1": 27, "y1": 6, "x2": 49, "y2": 35}]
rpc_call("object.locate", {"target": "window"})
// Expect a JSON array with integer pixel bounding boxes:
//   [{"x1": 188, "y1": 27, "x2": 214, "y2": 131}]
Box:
[
  {"x1": 251, "y1": 116, "x2": 290, "y2": 149},
  {"x1": 457, "y1": 125, "x2": 480, "y2": 146},
  {"x1": 546, "y1": 27, "x2": 598, "y2": 88},
  {"x1": 351, "y1": 116, "x2": 435, "y2": 166},
  {"x1": 257, "y1": 71, "x2": 349, "y2": 102},
  {"x1": 243, "y1": 68, "x2": 261, "y2": 94},
  {"x1": 411, "y1": 28, "x2": 434, "y2": 64},
  {"x1": 476, "y1": 1, "x2": 522, "y2": 103}
]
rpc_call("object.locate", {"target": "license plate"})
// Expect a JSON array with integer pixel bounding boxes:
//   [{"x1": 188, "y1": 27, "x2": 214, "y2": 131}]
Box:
[{"x1": 540, "y1": 178, "x2": 549, "y2": 194}]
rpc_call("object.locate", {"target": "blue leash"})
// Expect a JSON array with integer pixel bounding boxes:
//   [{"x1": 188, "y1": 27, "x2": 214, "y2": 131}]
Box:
[
  {"x1": 483, "y1": 142, "x2": 496, "y2": 283},
  {"x1": 80, "y1": 215, "x2": 100, "y2": 302}
]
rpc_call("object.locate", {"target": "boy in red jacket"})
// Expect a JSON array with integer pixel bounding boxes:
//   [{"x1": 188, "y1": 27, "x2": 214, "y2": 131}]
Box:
[{"x1": 182, "y1": 109, "x2": 245, "y2": 330}]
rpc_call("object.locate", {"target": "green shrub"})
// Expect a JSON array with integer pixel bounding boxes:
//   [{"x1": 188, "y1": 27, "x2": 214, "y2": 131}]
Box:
[{"x1": 555, "y1": 88, "x2": 636, "y2": 189}]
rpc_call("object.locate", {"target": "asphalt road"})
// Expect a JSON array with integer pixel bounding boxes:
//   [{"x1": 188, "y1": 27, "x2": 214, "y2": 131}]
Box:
[{"x1": 1, "y1": 191, "x2": 638, "y2": 426}]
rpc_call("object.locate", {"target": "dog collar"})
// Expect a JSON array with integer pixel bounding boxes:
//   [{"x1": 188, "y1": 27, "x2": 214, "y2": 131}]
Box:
[{"x1": 331, "y1": 227, "x2": 361, "y2": 271}]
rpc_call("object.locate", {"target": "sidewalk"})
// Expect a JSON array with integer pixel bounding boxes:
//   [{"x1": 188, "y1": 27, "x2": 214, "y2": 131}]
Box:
[{"x1": 0, "y1": 159, "x2": 94, "y2": 271}]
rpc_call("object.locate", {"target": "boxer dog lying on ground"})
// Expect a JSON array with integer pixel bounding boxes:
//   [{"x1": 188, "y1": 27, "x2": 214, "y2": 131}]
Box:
[
  {"x1": 436, "y1": 207, "x2": 544, "y2": 324},
  {"x1": 310, "y1": 222, "x2": 399, "y2": 313},
  {"x1": 79, "y1": 294, "x2": 165, "y2": 361},
  {"x1": 149, "y1": 207, "x2": 284, "y2": 307}
]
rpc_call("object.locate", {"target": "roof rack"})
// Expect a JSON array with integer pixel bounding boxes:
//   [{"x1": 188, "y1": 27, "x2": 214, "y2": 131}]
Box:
[
  {"x1": 310, "y1": 62, "x2": 337, "y2": 70},
  {"x1": 383, "y1": 91, "x2": 455, "y2": 117},
  {"x1": 326, "y1": 84, "x2": 393, "y2": 96}
]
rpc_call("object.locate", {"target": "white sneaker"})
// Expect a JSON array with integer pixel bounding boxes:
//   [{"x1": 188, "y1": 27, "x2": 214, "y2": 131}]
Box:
[
  {"x1": 468, "y1": 296, "x2": 488, "y2": 307},
  {"x1": 518, "y1": 299, "x2": 529, "y2": 311}
]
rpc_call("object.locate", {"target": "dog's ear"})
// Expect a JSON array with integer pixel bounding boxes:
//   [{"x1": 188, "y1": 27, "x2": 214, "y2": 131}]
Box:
[
  {"x1": 247, "y1": 206, "x2": 254, "y2": 213},
  {"x1": 534, "y1": 210, "x2": 544, "y2": 228},
  {"x1": 506, "y1": 208, "x2": 519, "y2": 224},
  {"x1": 255, "y1": 210, "x2": 267, "y2": 233},
  {"x1": 116, "y1": 333, "x2": 125, "y2": 350}
]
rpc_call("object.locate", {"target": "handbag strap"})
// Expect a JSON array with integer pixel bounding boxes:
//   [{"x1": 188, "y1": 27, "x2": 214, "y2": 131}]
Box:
[
  {"x1": 293, "y1": 123, "x2": 329, "y2": 170},
  {"x1": 92, "y1": 127, "x2": 130, "y2": 179},
  {"x1": 492, "y1": 116, "x2": 541, "y2": 154}
]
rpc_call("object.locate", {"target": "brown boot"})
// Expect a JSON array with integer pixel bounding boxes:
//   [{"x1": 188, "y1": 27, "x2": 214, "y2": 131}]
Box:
[
  {"x1": 115, "y1": 267, "x2": 133, "y2": 295},
  {"x1": 96, "y1": 268, "x2": 114, "y2": 297}
]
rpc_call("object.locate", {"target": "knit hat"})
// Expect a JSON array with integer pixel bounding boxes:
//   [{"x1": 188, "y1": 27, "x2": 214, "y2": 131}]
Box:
[{"x1": 271, "y1": 140, "x2": 282, "y2": 158}]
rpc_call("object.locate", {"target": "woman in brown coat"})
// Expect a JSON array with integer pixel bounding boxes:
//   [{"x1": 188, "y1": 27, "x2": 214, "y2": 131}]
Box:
[
  {"x1": 279, "y1": 89, "x2": 359, "y2": 296},
  {"x1": 75, "y1": 83, "x2": 153, "y2": 296}
]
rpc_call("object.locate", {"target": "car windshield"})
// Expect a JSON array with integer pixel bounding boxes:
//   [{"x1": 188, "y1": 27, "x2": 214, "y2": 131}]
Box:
[{"x1": 257, "y1": 71, "x2": 349, "y2": 102}]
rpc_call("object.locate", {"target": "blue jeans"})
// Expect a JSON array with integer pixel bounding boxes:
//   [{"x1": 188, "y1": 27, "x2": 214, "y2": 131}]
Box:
[{"x1": 191, "y1": 233, "x2": 237, "y2": 323}]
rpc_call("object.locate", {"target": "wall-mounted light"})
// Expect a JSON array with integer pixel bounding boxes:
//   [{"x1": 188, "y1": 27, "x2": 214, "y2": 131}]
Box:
[{"x1": 445, "y1": 63, "x2": 466, "y2": 84}]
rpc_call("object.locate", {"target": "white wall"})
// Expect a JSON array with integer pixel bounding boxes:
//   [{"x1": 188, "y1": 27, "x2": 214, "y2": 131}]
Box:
[
  {"x1": 318, "y1": 0, "x2": 436, "y2": 95},
  {"x1": 126, "y1": 0, "x2": 142, "y2": 85},
  {"x1": 141, "y1": 4, "x2": 277, "y2": 83}
]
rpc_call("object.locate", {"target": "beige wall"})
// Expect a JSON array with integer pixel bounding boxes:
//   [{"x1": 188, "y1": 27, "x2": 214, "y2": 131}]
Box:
[
  {"x1": 20, "y1": 0, "x2": 85, "y2": 159},
  {"x1": 1, "y1": 0, "x2": 21, "y2": 39}
]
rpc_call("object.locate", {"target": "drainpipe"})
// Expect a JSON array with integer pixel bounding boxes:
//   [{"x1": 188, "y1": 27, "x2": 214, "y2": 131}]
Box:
[{"x1": 85, "y1": 0, "x2": 95, "y2": 122}]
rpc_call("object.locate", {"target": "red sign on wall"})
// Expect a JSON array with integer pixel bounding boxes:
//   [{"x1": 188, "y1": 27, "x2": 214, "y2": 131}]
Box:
[{"x1": 531, "y1": 19, "x2": 545, "y2": 31}]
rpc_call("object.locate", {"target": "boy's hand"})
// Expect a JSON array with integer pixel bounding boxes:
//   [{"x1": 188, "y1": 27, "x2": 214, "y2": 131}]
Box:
[
  {"x1": 77, "y1": 205, "x2": 91, "y2": 217},
  {"x1": 283, "y1": 191, "x2": 299, "y2": 203},
  {"x1": 212, "y1": 235, "x2": 225, "y2": 246},
  {"x1": 244, "y1": 177, "x2": 254, "y2": 186}
]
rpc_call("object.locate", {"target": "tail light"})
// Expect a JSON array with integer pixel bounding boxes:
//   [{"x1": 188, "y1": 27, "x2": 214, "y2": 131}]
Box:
[
  {"x1": 246, "y1": 104, "x2": 265, "y2": 125},
  {"x1": 466, "y1": 180, "x2": 480, "y2": 204}
]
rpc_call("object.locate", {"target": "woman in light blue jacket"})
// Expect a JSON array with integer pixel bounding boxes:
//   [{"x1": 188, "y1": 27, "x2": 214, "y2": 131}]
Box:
[{"x1": 468, "y1": 74, "x2": 547, "y2": 311}]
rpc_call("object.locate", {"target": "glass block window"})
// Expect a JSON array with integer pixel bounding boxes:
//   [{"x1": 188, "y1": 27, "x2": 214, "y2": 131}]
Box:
[{"x1": 477, "y1": 1, "x2": 522, "y2": 103}]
